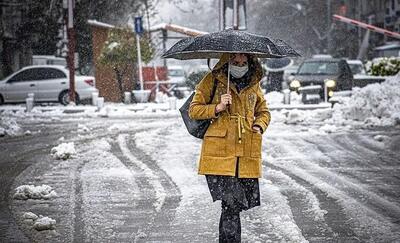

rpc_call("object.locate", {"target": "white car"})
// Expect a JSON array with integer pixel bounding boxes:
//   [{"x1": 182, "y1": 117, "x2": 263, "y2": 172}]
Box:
[
  {"x1": 0, "y1": 65, "x2": 97, "y2": 105},
  {"x1": 346, "y1": 59, "x2": 366, "y2": 75},
  {"x1": 167, "y1": 65, "x2": 186, "y2": 84},
  {"x1": 346, "y1": 59, "x2": 386, "y2": 87}
]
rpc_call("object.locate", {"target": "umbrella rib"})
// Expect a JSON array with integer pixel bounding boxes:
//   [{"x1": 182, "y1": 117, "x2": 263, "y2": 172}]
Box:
[
  {"x1": 163, "y1": 50, "x2": 286, "y2": 59},
  {"x1": 266, "y1": 44, "x2": 274, "y2": 56}
]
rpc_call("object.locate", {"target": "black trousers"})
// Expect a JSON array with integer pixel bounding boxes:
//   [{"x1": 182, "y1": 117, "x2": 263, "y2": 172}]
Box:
[
  {"x1": 218, "y1": 158, "x2": 247, "y2": 242},
  {"x1": 219, "y1": 199, "x2": 242, "y2": 242},
  {"x1": 206, "y1": 158, "x2": 260, "y2": 242}
]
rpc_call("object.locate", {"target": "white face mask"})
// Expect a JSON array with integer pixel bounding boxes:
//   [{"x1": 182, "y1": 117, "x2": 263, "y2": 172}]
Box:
[{"x1": 230, "y1": 64, "x2": 249, "y2": 78}]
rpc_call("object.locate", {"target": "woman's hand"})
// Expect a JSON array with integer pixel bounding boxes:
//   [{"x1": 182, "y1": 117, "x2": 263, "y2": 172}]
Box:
[
  {"x1": 252, "y1": 125, "x2": 262, "y2": 134},
  {"x1": 215, "y1": 93, "x2": 232, "y2": 113}
]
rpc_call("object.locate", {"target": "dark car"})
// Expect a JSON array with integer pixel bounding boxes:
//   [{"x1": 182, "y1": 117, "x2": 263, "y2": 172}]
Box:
[{"x1": 288, "y1": 58, "x2": 353, "y2": 103}]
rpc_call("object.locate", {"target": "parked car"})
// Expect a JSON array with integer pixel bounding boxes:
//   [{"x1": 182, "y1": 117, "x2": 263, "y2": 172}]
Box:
[
  {"x1": 0, "y1": 65, "x2": 97, "y2": 105},
  {"x1": 346, "y1": 59, "x2": 366, "y2": 75},
  {"x1": 187, "y1": 64, "x2": 210, "y2": 76},
  {"x1": 346, "y1": 59, "x2": 386, "y2": 88},
  {"x1": 167, "y1": 65, "x2": 186, "y2": 85},
  {"x1": 289, "y1": 57, "x2": 353, "y2": 103}
]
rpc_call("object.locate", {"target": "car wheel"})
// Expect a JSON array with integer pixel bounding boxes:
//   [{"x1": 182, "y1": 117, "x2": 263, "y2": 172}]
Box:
[
  {"x1": 0, "y1": 94, "x2": 4, "y2": 105},
  {"x1": 59, "y1": 90, "x2": 80, "y2": 105}
]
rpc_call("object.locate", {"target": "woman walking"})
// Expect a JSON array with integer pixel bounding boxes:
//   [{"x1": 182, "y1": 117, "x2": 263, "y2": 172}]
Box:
[{"x1": 189, "y1": 52, "x2": 271, "y2": 242}]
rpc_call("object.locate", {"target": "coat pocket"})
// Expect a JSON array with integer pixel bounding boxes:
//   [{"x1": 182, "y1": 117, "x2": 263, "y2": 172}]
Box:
[
  {"x1": 203, "y1": 128, "x2": 227, "y2": 157},
  {"x1": 250, "y1": 131, "x2": 262, "y2": 158}
]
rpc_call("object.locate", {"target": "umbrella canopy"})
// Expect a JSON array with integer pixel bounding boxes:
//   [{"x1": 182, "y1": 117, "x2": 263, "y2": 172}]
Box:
[
  {"x1": 162, "y1": 29, "x2": 300, "y2": 60},
  {"x1": 264, "y1": 57, "x2": 294, "y2": 72}
]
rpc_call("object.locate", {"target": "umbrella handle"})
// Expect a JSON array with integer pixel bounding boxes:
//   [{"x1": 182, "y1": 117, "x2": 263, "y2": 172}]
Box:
[{"x1": 226, "y1": 53, "x2": 231, "y2": 114}]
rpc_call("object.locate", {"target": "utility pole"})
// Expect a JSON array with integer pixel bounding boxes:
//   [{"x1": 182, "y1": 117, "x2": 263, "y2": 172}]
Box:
[
  {"x1": 357, "y1": 0, "x2": 363, "y2": 48},
  {"x1": 327, "y1": 0, "x2": 332, "y2": 54},
  {"x1": 66, "y1": 0, "x2": 75, "y2": 104},
  {"x1": 220, "y1": 0, "x2": 246, "y2": 30},
  {"x1": 233, "y1": 0, "x2": 238, "y2": 30},
  {"x1": 144, "y1": 0, "x2": 151, "y2": 39},
  {"x1": 219, "y1": 0, "x2": 224, "y2": 30},
  {"x1": 162, "y1": 29, "x2": 168, "y2": 67}
]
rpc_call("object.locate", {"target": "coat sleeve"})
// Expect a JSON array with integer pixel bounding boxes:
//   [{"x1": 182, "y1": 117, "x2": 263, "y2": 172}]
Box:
[
  {"x1": 188, "y1": 73, "x2": 219, "y2": 120},
  {"x1": 253, "y1": 84, "x2": 271, "y2": 134}
]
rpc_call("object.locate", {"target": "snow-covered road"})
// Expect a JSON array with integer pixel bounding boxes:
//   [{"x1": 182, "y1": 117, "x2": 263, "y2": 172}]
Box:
[{"x1": 1, "y1": 115, "x2": 400, "y2": 243}]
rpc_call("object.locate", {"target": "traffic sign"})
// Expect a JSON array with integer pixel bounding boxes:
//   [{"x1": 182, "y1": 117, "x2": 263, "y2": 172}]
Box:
[{"x1": 135, "y1": 16, "x2": 143, "y2": 34}]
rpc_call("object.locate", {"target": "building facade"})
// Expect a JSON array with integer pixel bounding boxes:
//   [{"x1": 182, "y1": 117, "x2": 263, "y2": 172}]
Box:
[
  {"x1": 0, "y1": 0, "x2": 32, "y2": 79},
  {"x1": 344, "y1": 0, "x2": 399, "y2": 50}
]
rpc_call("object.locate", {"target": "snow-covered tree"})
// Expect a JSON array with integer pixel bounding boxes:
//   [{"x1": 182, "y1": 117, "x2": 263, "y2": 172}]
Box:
[
  {"x1": 366, "y1": 57, "x2": 400, "y2": 76},
  {"x1": 98, "y1": 27, "x2": 154, "y2": 101}
]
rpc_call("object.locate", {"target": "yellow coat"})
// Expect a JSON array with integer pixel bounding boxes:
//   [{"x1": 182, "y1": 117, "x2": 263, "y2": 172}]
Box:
[{"x1": 189, "y1": 54, "x2": 271, "y2": 178}]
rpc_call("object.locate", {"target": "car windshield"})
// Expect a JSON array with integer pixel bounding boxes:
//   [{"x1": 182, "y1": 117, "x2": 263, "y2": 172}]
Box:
[
  {"x1": 168, "y1": 69, "x2": 184, "y2": 77},
  {"x1": 348, "y1": 64, "x2": 364, "y2": 75},
  {"x1": 298, "y1": 61, "x2": 339, "y2": 75}
]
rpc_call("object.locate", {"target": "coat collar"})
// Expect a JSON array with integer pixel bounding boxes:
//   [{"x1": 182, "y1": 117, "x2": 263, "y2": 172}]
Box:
[{"x1": 211, "y1": 53, "x2": 263, "y2": 94}]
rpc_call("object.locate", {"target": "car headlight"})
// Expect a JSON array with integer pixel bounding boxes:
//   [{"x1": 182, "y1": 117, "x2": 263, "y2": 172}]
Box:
[
  {"x1": 290, "y1": 80, "x2": 301, "y2": 89},
  {"x1": 324, "y1": 79, "x2": 336, "y2": 88}
]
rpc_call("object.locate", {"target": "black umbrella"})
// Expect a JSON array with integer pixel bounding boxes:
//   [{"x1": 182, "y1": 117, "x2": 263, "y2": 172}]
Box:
[{"x1": 162, "y1": 29, "x2": 300, "y2": 60}]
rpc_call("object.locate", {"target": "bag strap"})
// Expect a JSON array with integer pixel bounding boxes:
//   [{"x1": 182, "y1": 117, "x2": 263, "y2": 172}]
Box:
[
  {"x1": 207, "y1": 58, "x2": 212, "y2": 71},
  {"x1": 208, "y1": 78, "x2": 218, "y2": 104}
]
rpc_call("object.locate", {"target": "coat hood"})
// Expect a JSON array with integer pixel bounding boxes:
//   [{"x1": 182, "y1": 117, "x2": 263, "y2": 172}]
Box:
[{"x1": 211, "y1": 53, "x2": 264, "y2": 88}]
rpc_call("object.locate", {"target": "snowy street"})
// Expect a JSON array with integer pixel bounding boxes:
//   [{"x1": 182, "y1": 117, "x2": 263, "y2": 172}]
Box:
[{"x1": 1, "y1": 113, "x2": 399, "y2": 243}]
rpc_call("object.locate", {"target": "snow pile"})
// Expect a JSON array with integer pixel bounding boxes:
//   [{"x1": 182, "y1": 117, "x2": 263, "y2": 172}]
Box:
[
  {"x1": 50, "y1": 142, "x2": 76, "y2": 160},
  {"x1": 265, "y1": 91, "x2": 284, "y2": 105},
  {"x1": 289, "y1": 91, "x2": 302, "y2": 104},
  {"x1": 285, "y1": 109, "x2": 305, "y2": 124},
  {"x1": 13, "y1": 185, "x2": 57, "y2": 200},
  {"x1": 265, "y1": 91, "x2": 302, "y2": 105},
  {"x1": 269, "y1": 110, "x2": 288, "y2": 123},
  {"x1": 23, "y1": 212, "x2": 39, "y2": 221},
  {"x1": 373, "y1": 134, "x2": 388, "y2": 142},
  {"x1": 34, "y1": 216, "x2": 56, "y2": 231},
  {"x1": 0, "y1": 116, "x2": 23, "y2": 137},
  {"x1": 274, "y1": 108, "x2": 334, "y2": 126},
  {"x1": 107, "y1": 123, "x2": 129, "y2": 132},
  {"x1": 154, "y1": 91, "x2": 170, "y2": 103},
  {"x1": 332, "y1": 75, "x2": 400, "y2": 126},
  {"x1": 22, "y1": 212, "x2": 56, "y2": 231},
  {"x1": 77, "y1": 124, "x2": 90, "y2": 133},
  {"x1": 319, "y1": 124, "x2": 338, "y2": 133}
]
